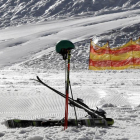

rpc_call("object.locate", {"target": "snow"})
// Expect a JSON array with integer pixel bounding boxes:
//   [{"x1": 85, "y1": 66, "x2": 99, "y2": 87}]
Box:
[
  {"x1": 0, "y1": 69, "x2": 140, "y2": 140},
  {"x1": 1, "y1": 0, "x2": 140, "y2": 29},
  {"x1": 0, "y1": 0, "x2": 140, "y2": 140},
  {"x1": 1, "y1": 9, "x2": 140, "y2": 68}
]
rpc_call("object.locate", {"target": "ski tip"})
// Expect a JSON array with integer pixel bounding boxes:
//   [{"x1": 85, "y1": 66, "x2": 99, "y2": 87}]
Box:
[
  {"x1": 36, "y1": 76, "x2": 43, "y2": 83},
  {"x1": 36, "y1": 76, "x2": 40, "y2": 80}
]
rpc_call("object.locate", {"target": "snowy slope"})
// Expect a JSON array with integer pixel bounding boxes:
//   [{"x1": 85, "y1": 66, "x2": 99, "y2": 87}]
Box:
[
  {"x1": 0, "y1": 69, "x2": 140, "y2": 140},
  {"x1": 0, "y1": 9, "x2": 140, "y2": 69},
  {"x1": 1, "y1": 0, "x2": 140, "y2": 28}
]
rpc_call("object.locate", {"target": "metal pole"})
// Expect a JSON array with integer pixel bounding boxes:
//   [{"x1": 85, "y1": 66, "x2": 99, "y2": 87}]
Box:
[
  {"x1": 64, "y1": 50, "x2": 71, "y2": 130},
  {"x1": 69, "y1": 81, "x2": 78, "y2": 127}
]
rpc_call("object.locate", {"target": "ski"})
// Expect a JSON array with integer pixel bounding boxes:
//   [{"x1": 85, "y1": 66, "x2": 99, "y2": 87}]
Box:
[
  {"x1": 6, "y1": 118, "x2": 113, "y2": 128},
  {"x1": 6, "y1": 76, "x2": 114, "y2": 128},
  {"x1": 36, "y1": 76, "x2": 102, "y2": 118},
  {"x1": 35, "y1": 76, "x2": 114, "y2": 126}
]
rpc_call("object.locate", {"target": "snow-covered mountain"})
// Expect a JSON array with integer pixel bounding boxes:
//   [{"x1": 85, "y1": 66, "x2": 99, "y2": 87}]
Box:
[
  {"x1": 0, "y1": 9, "x2": 140, "y2": 69},
  {"x1": 1, "y1": 0, "x2": 140, "y2": 28}
]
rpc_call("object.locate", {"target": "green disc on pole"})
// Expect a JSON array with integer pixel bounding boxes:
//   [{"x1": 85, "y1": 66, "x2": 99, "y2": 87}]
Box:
[{"x1": 56, "y1": 40, "x2": 75, "y2": 54}]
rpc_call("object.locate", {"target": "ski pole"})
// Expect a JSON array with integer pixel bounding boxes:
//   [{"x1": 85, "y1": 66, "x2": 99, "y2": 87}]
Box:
[
  {"x1": 69, "y1": 81, "x2": 78, "y2": 127},
  {"x1": 64, "y1": 50, "x2": 71, "y2": 130}
]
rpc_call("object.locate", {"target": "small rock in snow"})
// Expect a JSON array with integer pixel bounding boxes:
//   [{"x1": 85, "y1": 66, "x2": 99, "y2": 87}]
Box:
[
  {"x1": 0, "y1": 132, "x2": 5, "y2": 137},
  {"x1": 27, "y1": 136, "x2": 43, "y2": 140}
]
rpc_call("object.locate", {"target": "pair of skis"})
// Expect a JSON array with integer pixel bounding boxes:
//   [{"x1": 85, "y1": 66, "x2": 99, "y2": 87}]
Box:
[
  {"x1": 6, "y1": 76, "x2": 114, "y2": 128},
  {"x1": 36, "y1": 76, "x2": 113, "y2": 126}
]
